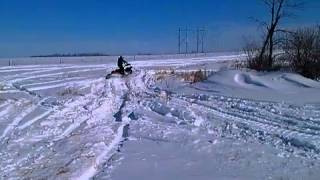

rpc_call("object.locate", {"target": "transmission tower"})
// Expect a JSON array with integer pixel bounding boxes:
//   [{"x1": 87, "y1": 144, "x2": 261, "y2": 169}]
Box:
[{"x1": 178, "y1": 27, "x2": 206, "y2": 54}]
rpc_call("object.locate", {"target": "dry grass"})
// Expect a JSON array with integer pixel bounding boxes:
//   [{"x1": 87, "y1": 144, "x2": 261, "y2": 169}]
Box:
[
  {"x1": 155, "y1": 69, "x2": 210, "y2": 83},
  {"x1": 233, "y1": 60, "x2": 246, "y2": 69},
  {"x1": 155, "y1": 69, "x2": 175, "y2": 81},
  {"x1": 58, "y1": 86, "x2": 82, "y2": 96},
  {"x1": 179, "y1": 70, "x2": 208, "y2": 83}
]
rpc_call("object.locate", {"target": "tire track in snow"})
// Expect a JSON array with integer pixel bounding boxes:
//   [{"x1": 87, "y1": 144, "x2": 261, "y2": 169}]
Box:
[
  {"x1": 0, "y1": 78, "x2": 117, "y2": 178},
  {"x1": 0, "y1": 104, "x2": 38, "y2": 142},
  {"x1": 0, "y1": 64, "x2": 107, "y2": 77},
  {"x1": 53, "y1": 116, "x2": 91, "y2": 142},
  {"x1": 8, "y1": 67, "x2": 105, "y2": 84},
  {"x1": 202, "y1": 99, "x2": 320, "y2": 136},
  {"x1": 76, "y1": 73, "x2": 147, "y2": 179},
  {"x1": 176, "y1": 94, "x2": 320, "y2": 134},
  {"x1": 0, "y1": 64, "x2": 59, "y2": 70},
  {"x1": 21, "y1": 77, "x2": 84, "y2": 88},
  {"x1": 12, "y1": 82, "x2": 42, "y2": 98},
  {"x1": 137, "y1": 82, "x2": 320, "y2": 157},
  {"x1": 49, "y1": 77, "x2": 127, "y2": 143},
  {"x1": 76, "y1": 119, "x2": 130, "y2": 180},
  {"x1": 18, "y1": 110, "x2": 53, "y2": 130},
  {"x1": 172, "y1": 95, "x2": 320, "y2": 155},
  {"x1": 0, "y1": 90, "x2": 20, "y2": 94},
  {"x1": 0, "y1": 97, "x2": 53, "y2": 144},
  {"x1": 28, "y1": 78, "x2": 97, "y2": 91},
  {"x1": 192, "y1": 97, "x2": 320, "y2": 136},
  {"x1": 0, "y1": 104, "x2": 13, "y2": 117}
]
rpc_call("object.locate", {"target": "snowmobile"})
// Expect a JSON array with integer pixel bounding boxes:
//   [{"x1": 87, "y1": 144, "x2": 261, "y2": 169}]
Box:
[{"x1": 106, "y1": 61, "x2": 133, "y2": 79}]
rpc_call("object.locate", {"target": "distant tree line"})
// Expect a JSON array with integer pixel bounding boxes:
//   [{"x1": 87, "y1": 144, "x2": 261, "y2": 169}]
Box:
[{"x1": 31, "y1": 53, "x2": 110, "y2": 58}]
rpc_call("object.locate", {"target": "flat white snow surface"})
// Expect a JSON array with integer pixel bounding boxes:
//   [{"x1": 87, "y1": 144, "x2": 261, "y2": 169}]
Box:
[{"x1": 1, "y1": 54, "x2": 320, "y2": 180}]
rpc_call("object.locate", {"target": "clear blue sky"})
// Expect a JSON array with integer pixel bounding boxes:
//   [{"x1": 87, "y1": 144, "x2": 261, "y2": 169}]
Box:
[{"x1": 0, "y1": 0, "x2": 319, "y2": 57}]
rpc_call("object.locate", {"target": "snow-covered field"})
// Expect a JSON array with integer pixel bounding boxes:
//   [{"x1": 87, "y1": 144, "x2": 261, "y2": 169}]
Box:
[{"x1": 1, "y1": 54, "x2": 320, "y2": 180}]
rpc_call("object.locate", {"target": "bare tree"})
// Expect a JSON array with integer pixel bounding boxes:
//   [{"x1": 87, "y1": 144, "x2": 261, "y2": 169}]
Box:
[
  {"x1": 254, "y1": 0, "x2": 303, "y2": 68},
  {"x1": 283, "y1": 26, "x2": 320, "y2": 79},
  {"x1": 243, "y1": 39, "x2": 266, "y2": 70}
]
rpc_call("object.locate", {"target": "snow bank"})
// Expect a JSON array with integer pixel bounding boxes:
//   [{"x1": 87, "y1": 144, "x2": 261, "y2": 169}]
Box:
[{"x1": 190, "y1": 70, "x2": 320, "y2": 104}]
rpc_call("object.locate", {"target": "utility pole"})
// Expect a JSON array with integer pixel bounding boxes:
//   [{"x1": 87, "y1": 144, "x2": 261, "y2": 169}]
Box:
[
  {"x1": 201, "y1": 30, "x2": 204, "y2": 53},
  {"x1": 196, "y1": 28, "x2": 200, "y2": 53},
  {"x1": 178, "y1": 28, "x2": 181, "y2": 54},
  {"x1": 201, "y1": 28, "x2": 206, "y2": 53},
  {"x1": 185, "y1": 26, "x2": 188, "y2": 54}
]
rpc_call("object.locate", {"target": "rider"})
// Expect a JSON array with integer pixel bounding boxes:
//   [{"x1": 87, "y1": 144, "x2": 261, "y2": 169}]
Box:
[{"x1": 117, "y1": 56, "x2": 132, "y2": 74}]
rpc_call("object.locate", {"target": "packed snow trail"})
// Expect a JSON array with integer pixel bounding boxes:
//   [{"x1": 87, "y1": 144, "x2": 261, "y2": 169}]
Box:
[
  {"x1": 0, "y1": 76, "x2": 131, "y2": 179},
  {"x1": 0, "y1": 66, "x2": 157, "y2": 179}
]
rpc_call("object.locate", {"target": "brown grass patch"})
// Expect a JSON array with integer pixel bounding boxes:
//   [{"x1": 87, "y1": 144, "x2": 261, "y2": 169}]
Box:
[
  {"x1": 155, "y1": 69, "x2": 211, "y2": 83},
  {"x1": 58, "y1": 86, "x2": 82, "y2": 96}
]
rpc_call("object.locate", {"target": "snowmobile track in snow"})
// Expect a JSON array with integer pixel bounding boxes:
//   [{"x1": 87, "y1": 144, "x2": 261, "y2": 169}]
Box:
[
  {"x1": 1, "y1": 61, "x2": 320, "y2": 179},
  {"x1": 171, "y1": 94, "x2": 320, "y2": 156}
]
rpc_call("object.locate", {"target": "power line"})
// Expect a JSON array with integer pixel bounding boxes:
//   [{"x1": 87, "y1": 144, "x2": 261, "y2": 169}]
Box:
[{"x1": 178, "y1": 27, "x2": 207, "y2": 54}]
